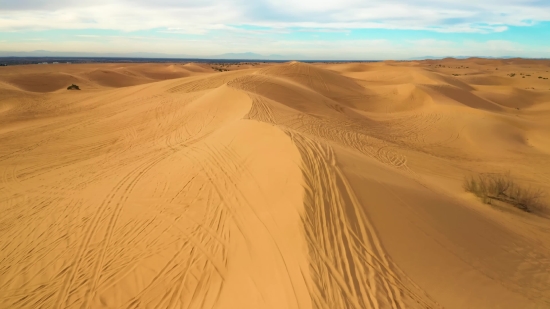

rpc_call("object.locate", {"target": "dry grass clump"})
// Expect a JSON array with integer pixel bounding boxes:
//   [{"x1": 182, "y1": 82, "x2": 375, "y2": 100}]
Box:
[{"x1": 464, "y1": 173, "x2": 546, "y2": 212}]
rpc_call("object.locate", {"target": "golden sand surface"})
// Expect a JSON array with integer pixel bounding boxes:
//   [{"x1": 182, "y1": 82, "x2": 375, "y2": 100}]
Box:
[{"x1": 1, "y1": 59, "x2": 550, "y2": 309}]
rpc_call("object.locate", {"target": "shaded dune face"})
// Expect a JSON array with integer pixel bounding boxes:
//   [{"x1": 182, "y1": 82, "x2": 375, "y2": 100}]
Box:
[
  {"x1": 0, "y1": 63, "x2": 213, "y2": 92},
  {"x1": 1, "y1": 60, "x2": 550, "y2": 309},
  {"x1": 4, "y1": 72, "x2": 86, "y2": 93}
]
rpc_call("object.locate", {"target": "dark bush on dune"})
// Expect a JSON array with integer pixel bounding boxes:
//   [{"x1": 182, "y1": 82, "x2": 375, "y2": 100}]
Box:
[
  {"x1": 67, "y1": 84, "x2": 80, "y2": 90},
  {"x1": 464, "y1": 172, "x2": 546, "y2": 212}
]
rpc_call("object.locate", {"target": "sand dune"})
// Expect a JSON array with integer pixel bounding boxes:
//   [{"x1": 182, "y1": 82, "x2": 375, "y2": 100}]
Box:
[
  {"x1": 1, "y1": 59, "x2": 550, "y2": 309},
  {"x1": 0, "y1": 63, "x2": 211, "y2": 92}
]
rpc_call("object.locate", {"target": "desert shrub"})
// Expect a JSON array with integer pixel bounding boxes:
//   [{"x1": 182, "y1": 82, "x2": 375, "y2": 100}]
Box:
[
  {"x1": 464, "y1": 173, "x2": 546, "y2": 212},
  {"x1": 508, "y1": 73, "x2": 516, "y2": 77},
  {"x1": 67, "y1": 84, "x2": 80, "y2": 90}
]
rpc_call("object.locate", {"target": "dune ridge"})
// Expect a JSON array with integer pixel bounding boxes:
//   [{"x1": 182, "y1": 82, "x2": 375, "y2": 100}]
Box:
[{"x1": 1, "y1": 59, "x2": 550, "y2": 309}]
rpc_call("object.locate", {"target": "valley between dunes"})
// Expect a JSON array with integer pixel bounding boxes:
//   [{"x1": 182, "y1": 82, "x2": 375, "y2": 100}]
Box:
[{"x1": 1, "y1": 59, "x2": 550, "y2": 309}]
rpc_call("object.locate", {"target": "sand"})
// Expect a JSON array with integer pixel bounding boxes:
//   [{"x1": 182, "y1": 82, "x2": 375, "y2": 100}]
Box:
[{"x1": 1, "y1": 59, "x2": 550, "y2": 309}]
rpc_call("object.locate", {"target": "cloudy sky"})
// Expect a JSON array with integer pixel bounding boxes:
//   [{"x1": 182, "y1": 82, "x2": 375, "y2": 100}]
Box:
[{"x1": 1, "y1": 0, "x2": 550, "y2": 59}]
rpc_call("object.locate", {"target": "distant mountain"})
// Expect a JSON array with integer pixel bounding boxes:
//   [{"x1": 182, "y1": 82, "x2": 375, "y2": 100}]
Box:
[
  {"x1": 1, "y1": 51, "x2": 546, "y2": 61},
  {"x1": 407, "y1": 56, "x2": 445, "y2": 60},
  {"x1": 407, "y1": 55, "x2": 534, "y2": 61},
  {"x1": 200, "y1": 52, "x2": 304, "y2": 60},
  {"x1": 0, "y1": 50, "x2": 304, "y2": 61},
  {"x1": 408, "y1": 56, "x2": 481, "y2": 60},
  {"x1": 0, "y1": 50, "x2": 195, "y2": 58},
  {"x1": 208, "y1": 52, "x2": 264, "y2": 60}
]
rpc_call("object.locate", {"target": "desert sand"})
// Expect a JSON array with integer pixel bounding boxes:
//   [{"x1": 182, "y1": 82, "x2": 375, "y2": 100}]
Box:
[{"x1": 1, "y1": 59, "x2": 550, "y2": 309}]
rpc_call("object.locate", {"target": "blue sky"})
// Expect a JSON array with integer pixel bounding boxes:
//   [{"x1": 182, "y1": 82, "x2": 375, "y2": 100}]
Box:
[{"x1": 1, "y1": 0, "x2": 550, "y2": 59}]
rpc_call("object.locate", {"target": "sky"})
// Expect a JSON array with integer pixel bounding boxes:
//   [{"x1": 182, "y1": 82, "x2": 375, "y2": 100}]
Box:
[{"x1": 1, "y1": 0, "x2": 550, "y2": 59}]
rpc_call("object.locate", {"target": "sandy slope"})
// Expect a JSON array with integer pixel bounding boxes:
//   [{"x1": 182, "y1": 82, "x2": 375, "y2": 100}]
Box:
[
  {"x1": 0, "y1": 63, "x2": 213, "y2": 92},
  {"x1": 1, "y1": 59, "x2": 550, "y2": 309}
]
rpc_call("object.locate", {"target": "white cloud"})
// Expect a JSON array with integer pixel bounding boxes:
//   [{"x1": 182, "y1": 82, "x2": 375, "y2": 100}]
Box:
[
  {"x1": 1, "y1": 0, "x2": 549, "y2": 33},
  {"x1": 2, "y1": 1, "x2": 549, "y2": 58},
  {"x1": 404, "y1": 39, "x2": 536, "y2": 58}
]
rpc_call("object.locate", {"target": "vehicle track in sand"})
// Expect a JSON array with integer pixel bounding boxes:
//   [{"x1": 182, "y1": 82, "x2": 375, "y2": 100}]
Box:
[
  {"x1": 3, "y1": 61, "x2": 550, "y2": 309},
  {"x1": 286, "y1": 131, "x2": 441, "y2": 309},
  {"x1": 0, "y1": 84, "x2": 249, "y2": 309},
  {"x1": 240, "y1": 90, "x2": 414, "y2": 174}
]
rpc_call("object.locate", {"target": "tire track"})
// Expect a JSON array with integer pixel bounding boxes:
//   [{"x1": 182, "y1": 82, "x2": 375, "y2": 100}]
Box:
[{"x1": 286, "y1": 130, "x2": 441, "y2": 309}]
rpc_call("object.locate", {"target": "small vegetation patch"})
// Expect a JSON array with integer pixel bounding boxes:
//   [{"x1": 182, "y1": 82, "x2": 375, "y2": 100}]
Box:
[
  {"x1": 508, "y1": 73, "x2": 516, "y2": 77},
  {"x1": 464, "y1": 173, "x2": 546, "y2": 213},
  {"x1": 211, "y1": 66, "x2": 229, "y2": 72},
  {"x1": 67, "y1": 84, "x2": 80, "y2": 90}
]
